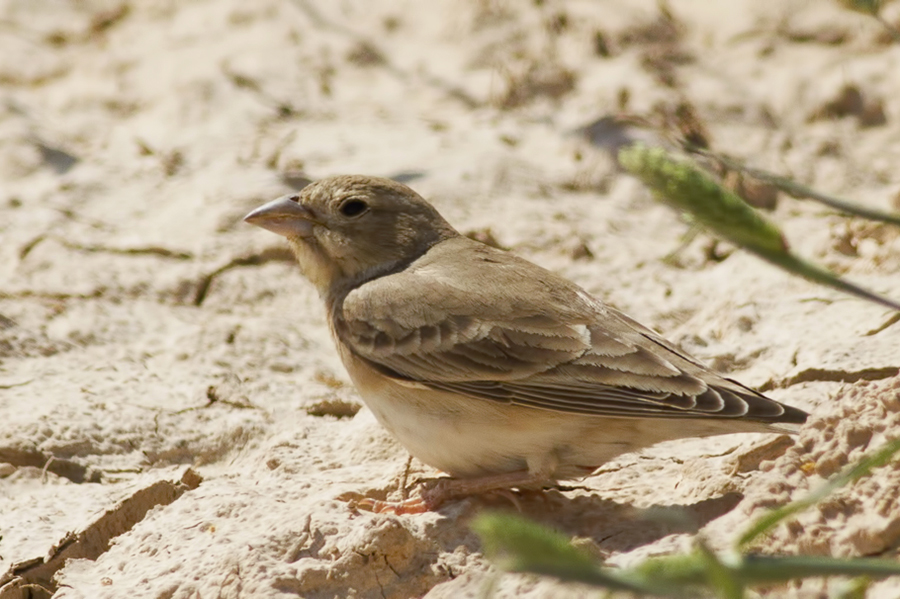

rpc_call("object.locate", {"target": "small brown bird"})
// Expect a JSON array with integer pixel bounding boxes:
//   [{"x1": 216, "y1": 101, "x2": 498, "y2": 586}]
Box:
[{"x1": 245, "y1": 175, "x2": 807, "y2": 512}]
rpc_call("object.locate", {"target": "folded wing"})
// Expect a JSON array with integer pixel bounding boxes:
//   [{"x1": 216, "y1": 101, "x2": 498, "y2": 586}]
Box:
[{"x1": 337, "y1": 239, "x2": 806, "y2": 425}]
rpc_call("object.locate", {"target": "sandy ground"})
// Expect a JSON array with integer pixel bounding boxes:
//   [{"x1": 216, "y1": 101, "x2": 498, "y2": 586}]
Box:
[{"x1": 2, "y1": 0, "x2": 900, "y2": 597}]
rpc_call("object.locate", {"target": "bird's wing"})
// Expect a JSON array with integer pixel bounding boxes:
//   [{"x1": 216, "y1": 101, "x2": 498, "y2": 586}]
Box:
[{"x1": 338, "y1": 238, "x2": 804, "y2": 423}]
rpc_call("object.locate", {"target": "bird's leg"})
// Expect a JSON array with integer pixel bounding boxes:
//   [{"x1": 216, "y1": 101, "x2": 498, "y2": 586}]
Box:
[
  {"x1": 352, "y1": 455, "x2": 560, "y2": 514},
  {"x1": 357, "y1": 469, "x2": 550, "y2": 514},
  {"x1": 399, "y1": 454, "x2": 413, "y2": 500}
]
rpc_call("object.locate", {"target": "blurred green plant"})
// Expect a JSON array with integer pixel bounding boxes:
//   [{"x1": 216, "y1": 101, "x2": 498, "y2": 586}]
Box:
[
  {"x1": 473, "y1": 437, "x2": 900, "y2": 598},
  {"x1": 738, "y1": 436, "x2": 900, "y2": 548},
  {"x1": 686, "y1": 146, "x2": 900, "y2": 228},
  {"x1": 617, "y1": 144, "x2": 900, "y2": 312}
]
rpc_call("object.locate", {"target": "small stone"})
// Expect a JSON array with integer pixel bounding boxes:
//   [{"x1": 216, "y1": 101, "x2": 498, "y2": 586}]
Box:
[
  {"x1": 464, "y1": 228, "x2": 507, "y2": 250},
  {"x1": 568, "y1": 240, "x2": 594, "y2": 261}
]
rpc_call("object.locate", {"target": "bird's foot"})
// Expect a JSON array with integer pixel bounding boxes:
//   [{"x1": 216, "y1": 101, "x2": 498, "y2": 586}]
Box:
[{"x1": 343, "y1": 470, "x2": 550, "y2": 514}]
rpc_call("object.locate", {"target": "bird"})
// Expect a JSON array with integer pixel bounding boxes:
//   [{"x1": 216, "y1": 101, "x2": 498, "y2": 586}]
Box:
[{"x1": 244, "y1": 175, "x2": 808, "y2": 513}]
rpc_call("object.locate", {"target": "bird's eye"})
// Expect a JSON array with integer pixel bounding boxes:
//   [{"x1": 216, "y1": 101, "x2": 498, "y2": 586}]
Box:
[{"x1": 338, "y1": 198, "x2": 369, "y2": 218}]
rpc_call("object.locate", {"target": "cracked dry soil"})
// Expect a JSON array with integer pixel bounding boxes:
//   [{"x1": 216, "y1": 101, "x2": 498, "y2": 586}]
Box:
[{"x1": 2, "y1": 1, "x2": 900, "y2": 597}]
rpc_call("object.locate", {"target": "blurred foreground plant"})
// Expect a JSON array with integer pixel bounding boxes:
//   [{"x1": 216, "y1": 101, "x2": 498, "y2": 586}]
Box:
[
  {"x1": 617, "y1": 144, "x2": 900, "y2": 312},
  {"x1": 473, "y1": 437, "x2": 900, "y2": 598}
]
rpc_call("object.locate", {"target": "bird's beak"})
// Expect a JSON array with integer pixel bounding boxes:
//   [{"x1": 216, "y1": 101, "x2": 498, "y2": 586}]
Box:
[{"x1": 244, "y1": 195, "x2": 316, "y2": 238}]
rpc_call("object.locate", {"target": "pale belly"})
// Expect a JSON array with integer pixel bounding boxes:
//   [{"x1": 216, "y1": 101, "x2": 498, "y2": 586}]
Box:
[
  {"x1": 339, "y1": 350, "x2": 641, "y2": 479},
  {"x1": 332, "y1": 335, "x2": 776, "y2": 479}
]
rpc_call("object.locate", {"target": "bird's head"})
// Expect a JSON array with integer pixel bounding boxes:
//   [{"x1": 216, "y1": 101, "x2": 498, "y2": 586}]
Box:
[{"x1": 244, "y1": 175, "x2": 458, "y2": 295}]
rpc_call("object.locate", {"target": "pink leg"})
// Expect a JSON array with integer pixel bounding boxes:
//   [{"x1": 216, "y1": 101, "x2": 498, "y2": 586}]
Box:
[{"x1": 356, "y1": 470, "x2": 549, "y2": 514}]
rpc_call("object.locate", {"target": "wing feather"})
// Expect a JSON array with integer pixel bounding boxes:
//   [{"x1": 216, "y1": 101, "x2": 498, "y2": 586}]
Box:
[{"x1": 336, "y1": 237, "x2": 806, "y2": 424}]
